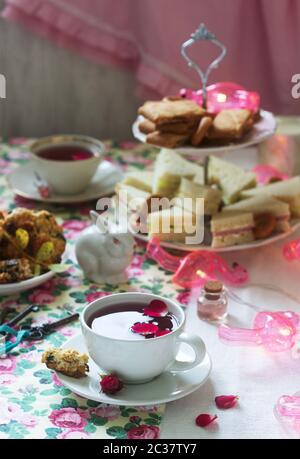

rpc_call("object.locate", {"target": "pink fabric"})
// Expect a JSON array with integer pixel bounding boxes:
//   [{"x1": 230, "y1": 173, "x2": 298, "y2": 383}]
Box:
[{"x1": 2, "y1": 0, "x2": 300, "y2": 114}]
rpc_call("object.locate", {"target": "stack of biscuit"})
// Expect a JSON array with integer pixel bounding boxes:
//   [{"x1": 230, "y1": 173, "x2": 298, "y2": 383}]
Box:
[
  {"x1": 138, "y1": 97, "x2": 257, "y2": 148},
  {"x1": 138, "y1": 98, "x2": 207, "y2": 148}
]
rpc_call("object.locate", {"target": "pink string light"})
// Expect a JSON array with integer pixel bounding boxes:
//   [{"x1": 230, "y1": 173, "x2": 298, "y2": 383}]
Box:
[
  {"x1": 283, "y1": 239, "x2": 300, "y2": 261},
  {"x1": 275, "y1": 393, "x2": 300, "y2": 436},
  {"x1": 219, "y1": 311, "x2": 300, "y2": 352}
]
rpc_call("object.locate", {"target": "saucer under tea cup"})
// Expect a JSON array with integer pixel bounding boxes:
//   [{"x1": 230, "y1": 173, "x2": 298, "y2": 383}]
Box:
[{"x1": 31, "y1": 135, "x2": 104, "y2": 195}]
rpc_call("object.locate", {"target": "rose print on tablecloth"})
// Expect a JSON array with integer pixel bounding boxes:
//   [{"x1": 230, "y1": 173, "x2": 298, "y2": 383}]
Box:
[
  {"x1": 62, "y1": 220, "x2": 91, "y2": 239},
  {"x1": 0, "y1": 158, "x2": 13, "y2": 174},
  {"x1": 127, "y1": 425, "x2": 160, "y2": 439},
  {"x1": 127, "y1": 254, "x2": 145, "y2": 277},
  {"x1": 49, "y1": 407, "x2": 88, "y2": 429},
  {"x1": 89, "y1": 405, "x2": 121, "y2": 421},
  {"x1": 0, "y1": 373, "x2": 18, "y2": 385},
  {"x1": 0, "y1": 398, "x2": 36, "y2": 428},
  {"x1": 0, "y1": 356, "x2": 17, "y2": 373},
  {"x1": 52, "y1": 373, "x2": 64, "y2": 387},
  {"x1": 85, "y1": 291, "x2": 110, "y2": 303},
  {"x1": 0, "y1": 140, "x2": 177, "y2": 439},
  {"x1": 29, "y1": 290, "x2": 55, "y2": 304}
]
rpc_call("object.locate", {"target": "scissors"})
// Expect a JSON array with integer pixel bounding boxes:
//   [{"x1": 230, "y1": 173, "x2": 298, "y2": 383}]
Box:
[{"x1": 0, "y1": 305, "x2": 39, "y2": 337}]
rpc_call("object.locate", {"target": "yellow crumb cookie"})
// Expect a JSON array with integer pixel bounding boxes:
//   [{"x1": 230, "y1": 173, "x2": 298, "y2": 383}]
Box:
[{"x1": 42, "y1": 348, "x2": 89, "y2": 378}]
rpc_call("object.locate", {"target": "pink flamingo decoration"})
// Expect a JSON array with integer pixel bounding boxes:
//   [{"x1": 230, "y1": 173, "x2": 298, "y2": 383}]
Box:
[{"x1": 146, "y1": 237, "x2": 248, "y2": 288}]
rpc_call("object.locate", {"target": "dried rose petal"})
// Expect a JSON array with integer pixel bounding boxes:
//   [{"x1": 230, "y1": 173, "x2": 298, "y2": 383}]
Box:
[
  {"x1": 215, "y1": 395, "x2": 239, "y2": 409},
  {"x1": 131, "y1": 322, "x2": 159, "y2": 336},
  {"x1": 195, "y1": 414, "x2": 218, "y2": 428},
  {"x1": 153, "y1": 315, "x2": 174, "y2": 330},
  {"x1": 100, "y1": 374, "x2": 123, "y2": 395},
  {"x1": 155, "y1": 329, "x2": 171, "y2": 337},
  {"x1": 143, "y1": 299, "x2": 168, "y2": 317}
]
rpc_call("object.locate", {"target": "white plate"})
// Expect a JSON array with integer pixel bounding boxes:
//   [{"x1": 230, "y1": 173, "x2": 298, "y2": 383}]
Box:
[
  {"x1": 7, "y1": 161, "x2": 124, "y2": 204},
  {"x1": 131, "y1": 219, "x2": 300, "y2": 253},
  {"x1": 0, "y1": 251, "x2": 69, "y2": 296},
  {"x1": 0, "y1": 269, "x2": 57, "y2": 296},
  {"x1": 57, "y1": 334, "x2": 212, "y2": 406},
  {"x1": 132, "y1": 110, "x2": 277, "y2": 157}
]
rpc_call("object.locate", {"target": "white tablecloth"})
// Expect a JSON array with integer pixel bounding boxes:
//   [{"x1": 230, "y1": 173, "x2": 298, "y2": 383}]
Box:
[{"x1": 161, "y1": 147, "x2": 300, "y2": 439}]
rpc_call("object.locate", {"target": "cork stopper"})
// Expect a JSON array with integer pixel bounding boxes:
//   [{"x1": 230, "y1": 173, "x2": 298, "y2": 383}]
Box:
[{"x1": 204, "y1": 280, "x2": 223, "y2": 294}]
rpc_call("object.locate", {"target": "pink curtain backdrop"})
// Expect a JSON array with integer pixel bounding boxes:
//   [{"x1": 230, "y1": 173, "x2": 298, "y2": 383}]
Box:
[{"x1": 2, "y1": 0, "x2": 300, "y2": 115}]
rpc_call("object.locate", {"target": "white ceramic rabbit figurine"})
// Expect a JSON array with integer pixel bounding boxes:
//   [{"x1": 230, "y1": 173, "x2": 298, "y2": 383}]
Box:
[{"x1": 75, "y1": 211, "x2": 135, "y2": 285}]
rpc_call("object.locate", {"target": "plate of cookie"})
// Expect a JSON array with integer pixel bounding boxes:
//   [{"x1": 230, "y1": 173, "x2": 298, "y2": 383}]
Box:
[
  {"x1": 0, "y1": 208, "x2": 67, "y2": 295},
  {"x1": 114, "y1": 149, "x2": 300, "y2": 252},
  {"x1": 132, "y1": 97, "x2": 276, "y2": 156}
]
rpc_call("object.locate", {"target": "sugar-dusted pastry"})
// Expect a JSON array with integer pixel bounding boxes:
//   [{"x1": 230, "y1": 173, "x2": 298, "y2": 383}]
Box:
[
  {"x1": 138, "y1": 99, "x2": 205, "y2": 125},
  {"x1": 146, "y1": 131, "x2": 189, "y2": 149},
  {"x1": 208, "y1": 109, "x2": 252, "y2": 140},
  {"x1": 42, "y1": 348, "x2": 89, "y2": 378}
]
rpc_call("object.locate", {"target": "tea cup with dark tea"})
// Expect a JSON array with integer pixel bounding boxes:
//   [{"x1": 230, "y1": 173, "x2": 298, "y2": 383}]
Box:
[
  {"x1": 31, "y1": 135, "x2": 104, "y2": 195},
  {"x1": 81, "y1": 292, "x2": 206, "y2": 384}
]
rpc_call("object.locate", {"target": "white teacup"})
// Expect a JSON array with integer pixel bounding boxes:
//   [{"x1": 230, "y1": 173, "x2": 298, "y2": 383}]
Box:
[
  {"x1": 31, "y1": 135, "x2": 104, "y2": 195},
  {"x1": 81, "y1": 292, "x2": 206, "y2": 384}
]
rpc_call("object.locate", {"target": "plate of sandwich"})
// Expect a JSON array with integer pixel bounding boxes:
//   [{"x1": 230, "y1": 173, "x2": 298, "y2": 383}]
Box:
[
  {"x1": 0, "y1": 208, "x2": 67, "y2": 295},
  {"x1": 114, "y1": 149, "x2": 300, "y2": 252},
  {"x1": 133, "y1": 97, "x2": 276, "y2": 156}
]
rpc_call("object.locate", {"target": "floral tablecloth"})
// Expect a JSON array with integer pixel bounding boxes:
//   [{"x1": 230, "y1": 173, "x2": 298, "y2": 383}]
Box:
[{"x1": 0, "y1": 139, "x2": 189, "y2": 440}]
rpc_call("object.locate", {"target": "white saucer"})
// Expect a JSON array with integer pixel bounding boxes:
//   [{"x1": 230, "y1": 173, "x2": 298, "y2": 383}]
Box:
[
  {"x1": 0, "y1": 269, "x2": 57, "y2": 296},
  {"x1": 7, "y1": 161, "x2": 124, "y2": 204},
  {"x1": 132, "y1": 110, "x2": 277, "y2": 157},
  {"x1": 131, "y1": 219, "x2": 300, "y2": 253},
  {"x1": 57, "y1": 334, "x2": 212, "y2": 406}
]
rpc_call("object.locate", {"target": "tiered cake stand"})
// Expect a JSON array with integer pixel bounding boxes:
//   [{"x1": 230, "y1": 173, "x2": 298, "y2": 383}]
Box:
[{"x1": 129, "y1": 24, "x2": 300, "y2": 252}]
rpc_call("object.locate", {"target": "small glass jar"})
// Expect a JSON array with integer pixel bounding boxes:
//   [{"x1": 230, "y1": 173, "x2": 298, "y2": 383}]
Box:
[{"x1": 197, "y1": 280, "x2": 228, "y2": 323}]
